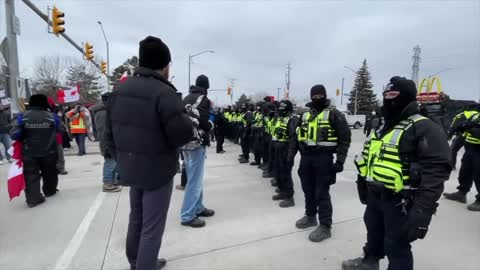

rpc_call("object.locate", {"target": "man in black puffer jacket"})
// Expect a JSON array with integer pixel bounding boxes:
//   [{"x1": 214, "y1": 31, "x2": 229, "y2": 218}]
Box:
[
  {"x1": 180, "y1": 75, "x2": 215, "y2": 228},
  {"x1": 104, "y1": 36, "x2": 193, "y2": 270}
]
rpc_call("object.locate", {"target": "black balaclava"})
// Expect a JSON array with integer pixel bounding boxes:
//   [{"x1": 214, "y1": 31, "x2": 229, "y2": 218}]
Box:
[
  {"x1": 310, "y1": 84, "x2": 328, "y2": 110},
  {"x1": 278, "y1": 100, "x2": 293, "y2": 117},
  {"x1": 256, "y1": 101, "x2": 264, "y2": 111},
  {"x1": 382, "y1": 76, "x2": 417, "y2": 124},
  {"x1": 241, "y1": 103, "x2": 248, "y2": 112}
]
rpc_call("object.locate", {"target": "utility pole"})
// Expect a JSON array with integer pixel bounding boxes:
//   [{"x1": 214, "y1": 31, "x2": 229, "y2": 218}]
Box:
[
  {"x1": 277, "y1": 88, "x2": 281, "y2": 101},
  {"x1": 341, "y1": 77, "x2": 344, "y2": 105},
  {"x1": 412, "y1": 45, "x2": 421, "y2": 85},
  {"x1": 285, "y1": 62, "x2": 292, "y2": 100},
  {"x1": 97, "y1": 21, "x2": 110, "y2": 91},
  {"x1": 5, "y1": 0, "x2": 21, "y2": 115},
  {"x1": 228, "y1": 78, "x2": 236, "y2": 106}
]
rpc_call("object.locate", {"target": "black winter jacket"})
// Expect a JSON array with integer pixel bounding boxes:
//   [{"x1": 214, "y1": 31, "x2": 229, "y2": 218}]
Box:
[
  {"x1": 104, "y1": 67, "x2": 193, "y2": 190},
  {"x1": 183, "y1": 85, "x2": 213, "y2": 146}
]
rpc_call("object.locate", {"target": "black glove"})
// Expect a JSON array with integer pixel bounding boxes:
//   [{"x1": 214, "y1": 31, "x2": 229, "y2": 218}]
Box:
[
  {"x1": 333, "y1": 161, "x2": 344, "y2": 173},
  {"x1": 356, "y1": 175, "x2": 368, "y2": 205},
  {"x1": 405, "y1": 203, "x2": 436, "y2": 242}
]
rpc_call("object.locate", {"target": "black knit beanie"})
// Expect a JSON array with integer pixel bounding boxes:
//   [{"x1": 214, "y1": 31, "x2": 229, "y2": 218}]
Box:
[
  {"x1": 29, "y1": 94, "x2": 49, "y2": 110},
  {"x1": 139, "y1": 36, "x2": 171, "y2": 70},
  {"x1": 196, "y1": 75, "x2": 210, "y2": 90},
  {"x1": 310, "y1": 84, "x2": 327, "y2": 99}
]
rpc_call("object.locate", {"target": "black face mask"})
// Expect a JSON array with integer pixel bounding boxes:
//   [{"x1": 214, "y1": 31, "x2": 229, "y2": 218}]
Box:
[
  {"x1": 278, "y1": 109, "x2": 289, "y2": 117},
  {"x1": 310, "y1": 98, "x2": 327, "y2": 109},
  {"x1": 269, "y1": 111, "x2": 276, "y2": 117},
  {"x1": 382, "y1": 95, "x2": 412, "y2": 123}
]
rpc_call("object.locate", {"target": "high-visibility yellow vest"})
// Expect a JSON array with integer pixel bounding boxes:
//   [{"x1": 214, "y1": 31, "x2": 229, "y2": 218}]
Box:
[
  {"x1": 252, "y1": 112, "x2": 263, "y2": 128},
  {"x1": 239, "y1": 112, "x2": 247, "y2": 126},
  {"x1": 297, "y1": 109, "x2": 337, "y2": 147},
  {"x1": 270, "y1": 117, "x2": 278, "y2": 139},
  {"x1": 465, "y1": 112, "x2": 480, "y2": 145},
  {"x1": 224, "y1": 112, "x2": 231, "y2": 122},
  {"x1": 272, "y1": 116, "x2": 291, "y2": 142},
  {"x1": 355, "y1": 114, "x2": 427, "y2": 193}
]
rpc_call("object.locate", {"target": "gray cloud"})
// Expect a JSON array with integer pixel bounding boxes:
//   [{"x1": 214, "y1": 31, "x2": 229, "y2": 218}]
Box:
[{"x1": 3, "y1": 0, "x2": 479, "y2": 106}]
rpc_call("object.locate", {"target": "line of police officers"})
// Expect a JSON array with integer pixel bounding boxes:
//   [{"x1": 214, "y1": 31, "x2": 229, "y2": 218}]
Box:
[{"x1": 216, "y1": 76, "x2": 480, "y2": 270}]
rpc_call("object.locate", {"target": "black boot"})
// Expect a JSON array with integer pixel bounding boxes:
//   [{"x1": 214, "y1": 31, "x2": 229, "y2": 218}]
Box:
[
  {"x1": 295, "y1": 215, "x2": 318, "y2": 229},
  {"x1": 272, "y1": 193, "x2": 289, "y2": 201},
  {"x1": 341, "y1": 257, "x2": 379, "y2": 270},
  {"x1": 250, "y1": 161, "x2": 260, "y2": 166},
  {"x1": 467, "y1": 200, "x2": 480, "y2": 211},
  {"x1": 238, "y1": 157, "x2": 249, "y2": 164},
  {"x1": 270, "y1": 179, "x2": 278, "y2": 187},
  {"x1": 27, "y1": 196, "x2": 46, "y2": 208},
  {"x1": 443, "y1": 191, "x2": 467, "y2": 204},
  {"x1": 279, "y1": 198, "x2": 295, "y2": 208},
  {"x1": 308, "y1": 224, "x2": 331, "y2": 242}
]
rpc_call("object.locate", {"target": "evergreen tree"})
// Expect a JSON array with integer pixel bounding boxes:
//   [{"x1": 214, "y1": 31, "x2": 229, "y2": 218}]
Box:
[
  {"x1": 235, "y1": 94, "x2": 252, "y2": 108},
  {"x1": 65, "y1": 63, "x2": 103, "y2": 103},
  {"x1": 111, "y1": 56, "x2": 139, "y2": 88},
  {"x1": 347, "y1": 59, "x2": 378, "y2": 114}
]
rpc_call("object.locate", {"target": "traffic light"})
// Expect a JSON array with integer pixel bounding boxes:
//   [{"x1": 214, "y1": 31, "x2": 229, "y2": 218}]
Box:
[
  {"x1": 84, "y1": 42, "x2": 94, "y2": 60},
  {"x1": 336, "y1": 88, "x2": 341, "y2": 96},
  {"x1": 51, "y1": 6, "x2": 65, "y2": 36},
  {"x1": 100, "y1": 61, "x2": 107, "y2": 74},
  {"x1": 227, "y1": 86, "x2": 232, "y2": 95}
]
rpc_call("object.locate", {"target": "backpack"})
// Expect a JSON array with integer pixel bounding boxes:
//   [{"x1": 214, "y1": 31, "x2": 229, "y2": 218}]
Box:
[{"x1": 181, "y1": 95, "x2": 206, "y2": 151}]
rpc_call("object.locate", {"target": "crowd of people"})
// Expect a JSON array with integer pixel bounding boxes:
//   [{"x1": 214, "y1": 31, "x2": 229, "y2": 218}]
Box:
[{"x1": 4, "y1": 35, "x2": 480, "y2": 270}]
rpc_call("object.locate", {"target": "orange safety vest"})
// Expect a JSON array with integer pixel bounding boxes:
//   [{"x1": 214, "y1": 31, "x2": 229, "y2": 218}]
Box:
[{"x1": 68, "y1": 111, "x2": 87, "y2": 134}]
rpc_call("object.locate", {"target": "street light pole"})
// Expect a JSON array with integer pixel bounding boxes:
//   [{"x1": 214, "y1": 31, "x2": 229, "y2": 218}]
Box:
[
  {"x1": 97, "y1": 21, "x2": 110, "y2": 91},
  {"x1": 344, "y1": 66, "x2": 358, "y2": 115},
  {"x1": 188, "y1": 50, "x2": 214, "y2": 89}
]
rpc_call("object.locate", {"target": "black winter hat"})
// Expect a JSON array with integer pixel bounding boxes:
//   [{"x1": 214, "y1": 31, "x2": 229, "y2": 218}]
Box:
[
  {"x1": 311, "y1": 84, "x2": 327, "y2": 98},
  {"x1": 195, "y1": 75, "x2": 210, "y2": 90},
  {"x1": 279, "y1": 100, "x2": 293, "y2": 112},
  {"x1": 385, "y1": 76, "x2": 417, "y2": 102},
  {"x1": 29, "y1": 94, "x2": 49, "y2": 110},
  {"x1": 139, "y1": 36, "x2": 171, "y2": 70}
]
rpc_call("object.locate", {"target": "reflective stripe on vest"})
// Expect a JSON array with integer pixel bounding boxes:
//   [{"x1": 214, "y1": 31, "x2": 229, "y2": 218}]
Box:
[
  {"x1": 465, "y1": 112, "x2": 480, "y2": 144},
  {"x1": 252, "y1": 112, "x2": 263, "y2": 128},
  {"x1": 273, "y1": 116, "x2": 291, "y2": 142},
  {"x1": 71, "y1": 117, "x2": 85, "y2": 130},
  {"x1": 297, "y1": 109, "x2": 338, "y2": 147},
  {"x1": 356, "y1": 114, "x2": 427, "y2": 192}
]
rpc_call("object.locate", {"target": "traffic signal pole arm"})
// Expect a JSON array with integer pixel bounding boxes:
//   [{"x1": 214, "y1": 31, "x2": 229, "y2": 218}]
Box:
[{"x1": 21, "y1": 0, "x2": 102, "y2": 71}]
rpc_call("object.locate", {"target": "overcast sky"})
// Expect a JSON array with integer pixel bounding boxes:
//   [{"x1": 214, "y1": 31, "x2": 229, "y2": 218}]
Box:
[{"x1": 1, "y1": 0, "x2": 479, "y2": 106}]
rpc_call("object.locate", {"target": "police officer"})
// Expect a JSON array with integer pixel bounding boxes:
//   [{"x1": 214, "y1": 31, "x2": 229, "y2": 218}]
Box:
[
  {"x1": 251, "y1": 101, "x2": 265, "y2": 167},
  {"x1": 239, "y1": 103, "x2": 254, "y2": 164},
  {"x1": 215, "y1": 108, "x2": 226, "y2": 154},
  {"x1": 443, "y1": 103, "x2": 480, "y2": 211},
  {"x1": 224, "y1": 105, "x2": 233, "y2": 141},
  {"x1": 289, "y1": 84, "x2": 351, "y2": 242},
  {"x1": 10, "y1": 94, "x2": 61, "y2": 208},
  {"x1": 447, "y1": 109, "x2": 467, "y2": 169},
  {"x1": 232, "y1": 108, "x2": 240, "y2": 144},
  {"x1": 261, "y1": 101, "x2": 275, "y2": 175},
  {"x1": 272, "y1": 100, "x2": 298, "y2": 208},
  {"x1": 342, "y1": 77, "x2": 451, "y2": 270},
  {"x1": 263, "y1": 102, "x2": 279, "y2": 186}
]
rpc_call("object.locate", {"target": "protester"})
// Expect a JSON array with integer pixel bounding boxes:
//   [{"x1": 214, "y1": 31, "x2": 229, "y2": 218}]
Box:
[
  {"x1": 92, "y1": 93, "x2": 121, "y2": 193},
  {"x1": 66, "y1": 104, "x2": 93, "y2": 156},
  {"x1": 10, "y1": 94, "x2": 61, "y2": 208},
  {"x1": 48, "y1": 98, "x2": 68, "y2": 175},
  {"x1": 0, "y1": 106, "x2": 12, "y2": 164},
  {"x1": 181, "y1": 74, "x2": 215, "y2": 228},
  {"x1": 104, "y1": 36, "x2": 193, "y2": 270}
]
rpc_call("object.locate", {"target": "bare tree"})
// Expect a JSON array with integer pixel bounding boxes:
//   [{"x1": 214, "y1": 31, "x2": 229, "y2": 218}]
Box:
[{"x1": 31, "y1": 56, "x2": 73, "y2": 97}]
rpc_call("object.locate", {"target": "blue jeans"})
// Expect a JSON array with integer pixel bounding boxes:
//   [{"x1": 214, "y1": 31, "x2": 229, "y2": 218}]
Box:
[
  {"x1": 181, "y1": 146, "x2": 206, "y2": 222},
  {"x1": 0, "y1": 133, "x2": 12, "y2": 161},
  {"x1": 103, "y1": 158, "x2": 118, "y2": 184},
  {"x1": 74, "y1": 134, "x2": 86, "y2": 154}
]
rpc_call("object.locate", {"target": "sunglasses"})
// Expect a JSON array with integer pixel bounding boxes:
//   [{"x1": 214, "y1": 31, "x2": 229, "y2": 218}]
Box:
[{"x1": 383, "y1": 91, "x2": 400, "y2": 100}]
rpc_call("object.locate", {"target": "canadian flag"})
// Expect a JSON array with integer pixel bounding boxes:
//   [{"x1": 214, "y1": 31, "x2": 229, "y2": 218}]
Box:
[
  {"x1": 119, "y1": 71, "x2": 128, "y2": 83},
  {"x1": 7, "y1": 141, "x2": 25, "y2": 201},
  {"x1": 57, "y1": 84, "x2": 80, "y2": 104}
]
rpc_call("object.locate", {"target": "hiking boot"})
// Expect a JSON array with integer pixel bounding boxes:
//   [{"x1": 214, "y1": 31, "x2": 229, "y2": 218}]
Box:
[
  {"x1": 239, "y1": 157, "x2": 249, "y2": 164},
  {"x1": 262, "y1": 171, "x2": 273, "y2": 178},
  {"x1": 181, "y1": 217, "x2": 206, "y2": 228},
  {"x1": 309, "y1": 225, "x2": 331, "y2": 242},
  {"x1": 250, "y1": 161, "x2": 260, "y2": 166},
  {"x1": 176, "y1": 185, "x2": 185, "y2": 191},
  {"x1": 271, "y1": 179, "x2": 278, "y2": 187},
  {"x1": 27, "y1": 197, "x2": 46, "y2": 208},
  {"x1": 275, "y1": 188, "x2": 281, "y2": 193},
  {"x1": 238, "y1": 154, "x2": 244, "y2": 158},
  {"x1": 44, "y1": 188, "x2": 59, "y2": 197},
  {"x1": 198, "y1": 208, "x2": 215, "y2": 217},
  {"x1": 443, "y1": 191, "x2": 467, "y2": 204},
  {"x1": 467, "y1": 200, "x2": 480, "y2": 211},
  {"x1": 279, "y1": 198, "x2": 295, "y2": 208},
  {"x1": 272, "y1": 193, "x2": 289, "y2": 201},
  {"x1": 103, "y1": 184, "x2": 122, "y2": 193},
  {"x1": 342, "y1": 257, "x2": 379, "y2": 270},
  {"x1": 295, "y1": 215, "x2": 318, "y2": 229},
  {"x1": 217, "y1": 150, "x2": 226, "y2": 154}
]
